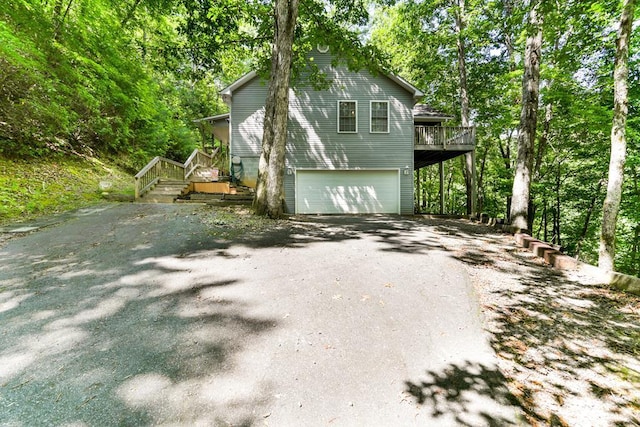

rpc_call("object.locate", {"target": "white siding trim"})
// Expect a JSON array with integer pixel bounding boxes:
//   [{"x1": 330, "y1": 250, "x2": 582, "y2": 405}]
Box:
[
  {"x1": 369, "y1": 100, "x2": 390, "y2": 134},
  {"x1": 337, "y1": 100, "x2": 358, "y2": 133}
]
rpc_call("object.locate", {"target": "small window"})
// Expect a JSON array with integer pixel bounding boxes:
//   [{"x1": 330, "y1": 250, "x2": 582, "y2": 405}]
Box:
[
  {"x1": 370, "y1": 101, "x2": 389, "y2": 133},
  {"x1": 338, "y1": 100, "x2": 357, "y2": 133}
]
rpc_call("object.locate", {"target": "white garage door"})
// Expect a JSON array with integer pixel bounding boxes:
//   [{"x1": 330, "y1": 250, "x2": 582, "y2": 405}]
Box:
[{"x1": 296, "y1": 169, "x2": 400, "y2": 214}]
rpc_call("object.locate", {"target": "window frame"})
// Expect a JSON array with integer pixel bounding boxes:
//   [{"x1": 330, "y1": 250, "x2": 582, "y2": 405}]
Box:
[
  {"x1": 337, "y1": 100, "x2": 358, "y2": 134},
  {"x1": 369, "y1": 100, "x2": 390, "y2": 134}
]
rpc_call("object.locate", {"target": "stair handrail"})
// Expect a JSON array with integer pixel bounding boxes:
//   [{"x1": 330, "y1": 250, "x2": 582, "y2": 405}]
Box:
[
  {"x1": 134, "y1": 156, "x2": 186, "y2": 199},
  {"x1": 183, "y1": 148, "x2": 215, "y2": 181},
  {"x1": 135, "y1": 149, "x2": 220, "y2": 199}
]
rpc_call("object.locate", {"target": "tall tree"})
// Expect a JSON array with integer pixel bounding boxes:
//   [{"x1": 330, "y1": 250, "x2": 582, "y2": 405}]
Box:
[
  {"x1": 254, "y1": 0, "x2": 299, "y2": 218},
  {"x1": 509, "y1": 0, "x2": 543, "y2": 230},
  {"x1": 599, "y1": 0, "x2": 636, "y2": 271},
  {"x1": 454, "y1": 0, "x2": 476, "y2": 216}
]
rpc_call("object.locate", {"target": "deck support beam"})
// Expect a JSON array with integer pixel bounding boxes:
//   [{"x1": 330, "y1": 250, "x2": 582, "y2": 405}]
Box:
[
  {"x1": 415, "y1": 168, "x2": 421, "y2": 213},
  {"x1": 439, "y1": 161, "x2": 445, "y2": 215},
  {"x1": 465, "y1": 150, "x2": 477, "y2": 217}
]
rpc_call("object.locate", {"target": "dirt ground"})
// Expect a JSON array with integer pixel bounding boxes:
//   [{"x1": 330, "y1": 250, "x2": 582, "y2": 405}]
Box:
[{"x1": 426, "y1": 218, "x2": 640, "y2": 426}]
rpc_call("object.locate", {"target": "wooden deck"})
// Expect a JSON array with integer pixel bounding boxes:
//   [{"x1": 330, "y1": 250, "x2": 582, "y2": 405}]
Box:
[{"x1": 414, "y1": 126, "x2": 475, "y2": 168}]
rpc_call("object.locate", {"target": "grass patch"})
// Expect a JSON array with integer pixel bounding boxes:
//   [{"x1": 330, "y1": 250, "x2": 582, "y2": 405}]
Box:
[{"x1": 0, "y1": 155, "x2": 133, "y2": 225}]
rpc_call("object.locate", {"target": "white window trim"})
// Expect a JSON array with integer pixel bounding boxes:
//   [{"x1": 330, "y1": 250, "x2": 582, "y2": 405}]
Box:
[
  {"x1": 337, "y1": 100, "x2": 358, "y2": 134},
  {"x1": 369, "y1": 100, "x2": 390, "y2": 134}
]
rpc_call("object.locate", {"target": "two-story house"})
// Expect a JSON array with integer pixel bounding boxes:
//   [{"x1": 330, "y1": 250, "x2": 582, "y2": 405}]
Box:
[{"x1": 215, "y1": 47, "x2": 474, "y2": 215}]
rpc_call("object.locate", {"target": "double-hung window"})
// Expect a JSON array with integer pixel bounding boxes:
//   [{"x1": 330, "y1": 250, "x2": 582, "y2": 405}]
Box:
[
  {"x1": 338, "y1": 100, "x2": 357, "y2": 133},
  {"x1": 370, "y1": 101, "x2": 389, "y2": 133}
]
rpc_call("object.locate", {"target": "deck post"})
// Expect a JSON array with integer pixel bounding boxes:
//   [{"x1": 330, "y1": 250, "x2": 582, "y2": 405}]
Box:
[
  {"x1": 415, "y1": 167, "x2": 420, "y2": 213},
  {"x1": 439, "y1": 161, "x2": 445, "y2": 215},
  {"x1": 465, "y1": 150, "x2": 477, "y2": 217}
]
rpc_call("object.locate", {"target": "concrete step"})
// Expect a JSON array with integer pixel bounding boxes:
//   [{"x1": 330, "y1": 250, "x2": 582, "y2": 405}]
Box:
[
  {"x1": 138, "y1": 195, "x2": 177, "y2": 203},
  {"x1": 148, "y1": 188, "x2": 186, "y2": 194},
  {"x1": 175, "y1": 198, "x2": 253, "y2": 206},
  {"x1": 137, "y1": 180, "x2": 188, "y2": 203},
  {"x1": 223, "y1": 194, "x2": 254, "y2": 201},
  {"x1": 186, "y1": 193, "x2": 225, "y2": 201},
  {"x1": 154, "y1": 184, "x2": 188, "y2": 190}
]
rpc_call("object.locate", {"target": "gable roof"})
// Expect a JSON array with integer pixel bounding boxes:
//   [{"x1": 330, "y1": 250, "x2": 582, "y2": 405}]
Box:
[
  {"x1": 220, "y1": 69, "x2": 424, "y2": 102},
  {"x1": 413, "y1": 104, "x2": 454, "y2": 122},
  {"x1": 192, "y1": 112, "x2": 230, "y2": 123},
  {"x1": 220, "y1": 71, "x2": 258, "y2": 102}
]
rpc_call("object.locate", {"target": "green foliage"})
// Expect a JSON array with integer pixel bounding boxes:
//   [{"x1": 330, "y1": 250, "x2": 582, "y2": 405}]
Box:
[
  {"x1": 0, "y1": 155, "x2": 133, "y2": 225},
  {"x1": 369, "y1": 0, "x2": 640, "y2": 276},
  {"x1": 0, "y1": 0, "x2": 215, "y2": 167}
]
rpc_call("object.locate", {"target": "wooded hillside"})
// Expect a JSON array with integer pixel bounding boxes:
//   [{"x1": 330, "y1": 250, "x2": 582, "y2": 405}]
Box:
[{"x1": 0, "y1": 0, "x2": 236, "y2": 169}]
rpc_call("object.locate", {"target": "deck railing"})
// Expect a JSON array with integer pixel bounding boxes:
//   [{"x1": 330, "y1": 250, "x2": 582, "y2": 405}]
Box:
[
  {"x1": 184, "y1": 148, "x2": 216, "y2": 180},
  {"x1": 134, "y1": 149, "x2": 215, "y2": 199},
  {"x1": 415, "y1": 126, "x2": 475, "y2": 147}
]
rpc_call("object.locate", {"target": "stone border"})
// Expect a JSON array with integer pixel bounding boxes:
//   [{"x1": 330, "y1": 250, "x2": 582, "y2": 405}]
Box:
[
  {"x1": 513, "y1": 232, "x2": 640, "y2": 296},
  {"x1": 473, "y1": 215, "x2": 640, "y2": 296}
]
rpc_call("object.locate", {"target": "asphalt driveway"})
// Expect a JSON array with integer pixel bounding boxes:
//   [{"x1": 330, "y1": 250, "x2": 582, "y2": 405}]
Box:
[{"x1": 0, "y1": 203, "x2": 524, "y2": 426}]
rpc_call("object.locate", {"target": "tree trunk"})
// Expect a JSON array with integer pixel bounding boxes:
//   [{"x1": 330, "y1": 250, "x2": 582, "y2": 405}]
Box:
[
  {"x1": 121, "y1": 0, "x2": 144, "y2": 27},
  {"x1": 633, "y1": 225, "x2": 640, "y2": 276},
  {"x1": 454, "y1": 0, "x2": 476, "y2": 216},
  {"x1": 553, "y1": 164, "x2": 561, "y2": 246},
  {"x1": 509, "y1": 1, "x2": 543, "y2": 231},
  {"x1": 477, "y1": 143, "x2": 488, "y2": 214},
  {"x1": 633, "y1": 168, "x2": 640, "y2": 275},
  {"x1": 542, "y1": 199, "x2": 548, "y2": 242},
  {"x1": 253, "y1": 0, "x2": 299, "y2": 218},
  {"x1": 534, "y1": 102, "x2": 552, "y2": 179},
  {"x1": 575, "y1": 179, "x2": 603, "y2": 258},
  {"x1": 599, "y1": 0, "x2": 635, "y2": 271},
  {"x1": 53, "y1": 0, "x2": 73, "y2": 40}
]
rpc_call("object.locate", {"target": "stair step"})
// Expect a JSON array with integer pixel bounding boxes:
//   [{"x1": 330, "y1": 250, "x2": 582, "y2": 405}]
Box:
[
  {"x1": 148, "y1": 188, "x2": 186, "y2": 194},
  {"x1": 223, "y1": 194, "x2": 254, "y2": 201},
  {"x1": 137, "y1": 195, "x2": 177, "y2": 203},
  {"x1": 155, "y1": 184, "x2": 188, "y2": 189},
  {"x1": 189, "y1": 194, "x2": 224, "y2": 201}
]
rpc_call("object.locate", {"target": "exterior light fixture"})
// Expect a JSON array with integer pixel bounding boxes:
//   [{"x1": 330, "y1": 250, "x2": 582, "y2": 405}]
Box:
[{"x1": 404, "y1": 165, "x2": 410, "y2": 175}]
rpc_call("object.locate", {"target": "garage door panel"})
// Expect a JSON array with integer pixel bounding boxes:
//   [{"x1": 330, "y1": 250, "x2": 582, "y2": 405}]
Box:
[{"x1": 296, "y1": 170, "x2": 399, "y2": 214}]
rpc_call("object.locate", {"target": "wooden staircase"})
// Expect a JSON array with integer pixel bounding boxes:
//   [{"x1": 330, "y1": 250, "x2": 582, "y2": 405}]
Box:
[
  {"x1": 134, "y1": 149, "x2": 215, "y2": 203},
  {"x1": 136, "y1": 180, "x2": 189, "y2": 204},
  {"x1": 134, "y1": 150, "x2": 254, "y2": 205}
]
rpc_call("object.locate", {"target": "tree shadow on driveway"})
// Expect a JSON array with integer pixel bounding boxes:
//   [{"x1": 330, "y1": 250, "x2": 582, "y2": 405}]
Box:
[
  {"x1": 0, "y1": 204, "x2": 277, "y2": 426},
  {"x1": 405, "y1": 361, "x2": 523, "y2": 427},
  {"x1": 0, "y1": 206, "x2": 524, "y2": 425},
  {"x1": 479, "y1": 261, "x2": 640, "y2": 425},
  {"x1": 421, "y1": 217, "x2": 640, "y2": 426},
  {"x1": 5, "y1": 205, "x2": 636, "y2": 425}
]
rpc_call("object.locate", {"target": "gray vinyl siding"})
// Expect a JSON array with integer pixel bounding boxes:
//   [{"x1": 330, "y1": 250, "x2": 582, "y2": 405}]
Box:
[
  {"x1": 229, "y1": 51, "x2": 415, "y2": 214},
  {"x1": 229, "y1": 78, "x2": 268, "y2": 188}
]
